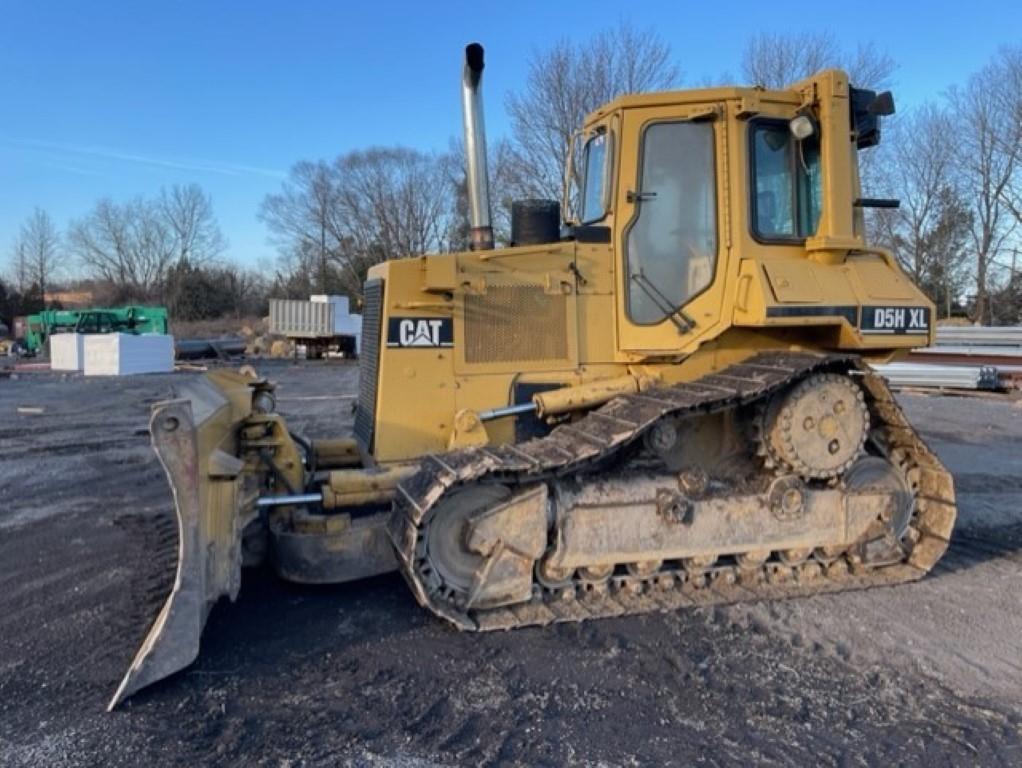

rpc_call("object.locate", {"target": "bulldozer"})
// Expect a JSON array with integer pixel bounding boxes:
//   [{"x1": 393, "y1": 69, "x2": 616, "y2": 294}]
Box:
[{"x1": 110, "y1": 43, "x2": 955, "y2": 709}]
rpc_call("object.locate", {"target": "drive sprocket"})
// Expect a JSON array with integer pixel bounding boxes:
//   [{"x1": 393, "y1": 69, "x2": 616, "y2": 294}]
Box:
[{"x1": 760, "y1": 372, "x2": 869, "y2": 479}]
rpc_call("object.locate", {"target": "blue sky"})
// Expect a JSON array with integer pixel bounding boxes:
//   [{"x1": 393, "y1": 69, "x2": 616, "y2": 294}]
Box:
[{"x1": 1, "y1": 0, "x2": 1018, "y2": 272}]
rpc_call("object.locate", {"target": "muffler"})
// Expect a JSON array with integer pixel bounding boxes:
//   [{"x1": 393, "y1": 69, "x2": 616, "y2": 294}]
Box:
[{"x1": 461, "y1": 42, "x2": 494, "y2": 250}]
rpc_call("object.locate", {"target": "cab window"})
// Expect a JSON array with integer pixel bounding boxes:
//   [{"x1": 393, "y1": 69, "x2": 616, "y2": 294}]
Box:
[
  {"x1": 625, "y1": 121, "x2": 717, "y2": 325},
  {"x1": 580, "y1": 132, "x2": 610, "y2": 223},
  {"x1": 750, "y1": 121, "x2": 822, "y2": 240}
]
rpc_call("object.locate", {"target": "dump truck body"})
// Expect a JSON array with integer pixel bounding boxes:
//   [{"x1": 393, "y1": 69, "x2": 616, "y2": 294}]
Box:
[{"x1": 269, "y1": 296, "x2": 362, "y2": 357}]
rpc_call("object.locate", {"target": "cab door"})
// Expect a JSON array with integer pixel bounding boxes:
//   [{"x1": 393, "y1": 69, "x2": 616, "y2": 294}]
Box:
[{"x1": 614, "y1": 105, "x2": 729, "y2": 354}]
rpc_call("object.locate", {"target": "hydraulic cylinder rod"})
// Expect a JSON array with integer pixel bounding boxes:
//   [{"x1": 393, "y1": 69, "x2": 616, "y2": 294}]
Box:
[{"x1": 256, "y1": 492, "x2": 323, "y2": 508}]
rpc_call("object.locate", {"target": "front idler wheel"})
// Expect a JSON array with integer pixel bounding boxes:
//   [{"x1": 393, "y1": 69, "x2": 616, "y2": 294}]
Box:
[{"x1": 424, "y1": 485, "x2": 513, "y2": 599}]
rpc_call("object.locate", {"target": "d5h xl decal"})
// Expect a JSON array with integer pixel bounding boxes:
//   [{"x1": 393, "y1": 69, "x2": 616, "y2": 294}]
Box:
[{"x1": 860, "y1": 306, "x2": 930, "y2": 335}]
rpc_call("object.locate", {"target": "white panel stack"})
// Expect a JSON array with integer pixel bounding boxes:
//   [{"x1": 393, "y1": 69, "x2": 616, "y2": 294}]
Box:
[
  {"x1": 50, "y1": 333, "x2": 86, "y2": 372},
  {"x1": 83, "y1": 334, "x2": 175, "y2": 376}
]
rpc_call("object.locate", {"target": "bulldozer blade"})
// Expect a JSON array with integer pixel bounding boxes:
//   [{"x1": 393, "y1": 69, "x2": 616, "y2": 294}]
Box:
[
  {"x1": 109, "y1": 374, "x2": 255, "y2": 710},
  {"x1": 109, "y1": 400, "x2": 206, "y2": 709}
]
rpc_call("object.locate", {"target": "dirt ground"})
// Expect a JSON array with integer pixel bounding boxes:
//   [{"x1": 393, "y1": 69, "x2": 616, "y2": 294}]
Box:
[{"x1": 1, "y1": 360, "x2": 1021, "y2": 767}]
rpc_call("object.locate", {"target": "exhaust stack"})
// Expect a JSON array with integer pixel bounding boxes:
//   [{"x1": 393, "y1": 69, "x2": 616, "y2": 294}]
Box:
[{"x1": 461, "y1": 43, "x2": 494, "y2": 251}]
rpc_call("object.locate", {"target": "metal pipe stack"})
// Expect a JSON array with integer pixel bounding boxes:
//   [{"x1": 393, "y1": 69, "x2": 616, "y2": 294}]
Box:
[
  {"x1": 871, "y1": 362, "x2": 1000, "y2": 391},
  {"x1": 935, "y1": 326, "x2": 1022, "y2": 347},
  {"x1": 918, "y1": 344, "x2": 1022, "y2": 358},
  {"x1": 896, "y1": 325, "x2": 1022, "y2": 391}
]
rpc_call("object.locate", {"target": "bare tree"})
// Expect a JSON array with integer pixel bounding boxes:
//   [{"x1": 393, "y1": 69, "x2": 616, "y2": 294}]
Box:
[
  {"x1": 159, "y1": 184, "x2": 227, "y2": 265},
  {"x1": 70, "y1": 184, "x2": 226, "y2": 302},
  {"x1": 992, "y1": 47, "x2": 1022, "y2": 230},
  {"x1": 504, "y1": 22, "x2": 680, "y2": 202},
  {"x1": 330, "y1": 147, "x2": 455, "y2": 295},
  {"x1": 869, "y1": 105, "x2": 973, "y2": 315},
  {"x1": 11, "y1": 238, "x2": 32, "y2": 294},
  {"x1": 158, "y1": 184, "x2": 228, "y2": 313},
  {"x1": 261, "y1": 148, "x2": 457, "y2": 299},
  {"x1": 12, "y1": 208, "x2": 61, "y2": 306},
  {"x1": 68, "y1": 198, "x2": 176, "y2": 298},
  {"x1": 924, "y1": 188, "x2": 976, "y2": 317},
  {"x1": 741, "y1": 32, "x2": 895, "y2": 90},
  {"x1": 269, "y1": 242, "x2": 321, "y2": 299},
  {"x1": 259, "y1": 161, "x2": 338, "y2": 293},
  {"x1": 947, "y1": 50, "x2": 1021, "y2": 323},
  {"x1": 69, "y1": 200, "x2": 130, "y2": 291}
]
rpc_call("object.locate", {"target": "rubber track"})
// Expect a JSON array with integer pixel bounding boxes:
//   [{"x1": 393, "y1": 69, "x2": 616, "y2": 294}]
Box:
[{"x1": 390, "y1": 351, "x2": 957, "y2": 631}]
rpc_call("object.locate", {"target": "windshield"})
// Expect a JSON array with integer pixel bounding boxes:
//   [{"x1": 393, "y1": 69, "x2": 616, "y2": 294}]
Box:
[
  {"x1": 750, "y1": 121, "x2": 822, "y2": 240},
  {"x1": 580, "y1": 132, "x2": 610, "y2": 223}
]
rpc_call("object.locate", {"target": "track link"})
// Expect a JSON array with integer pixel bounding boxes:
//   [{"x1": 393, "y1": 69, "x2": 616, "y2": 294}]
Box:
[{"x1": 390, "y1": 352, "x2": 957, "y2": 631}]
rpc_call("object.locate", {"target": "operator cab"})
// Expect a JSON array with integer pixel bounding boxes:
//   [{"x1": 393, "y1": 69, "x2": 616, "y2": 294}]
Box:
[{"x1": 566, "y1": 74, "x2": 898, "y2": 355}]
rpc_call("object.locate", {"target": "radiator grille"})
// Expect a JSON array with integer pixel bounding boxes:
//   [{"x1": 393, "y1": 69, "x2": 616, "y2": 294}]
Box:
[
  {"x1": 354, "y1": 278, "x2": 384, "y2": 454},
  {"x1": 464, "y1": 285, "x2": 568, "y2": 363}
]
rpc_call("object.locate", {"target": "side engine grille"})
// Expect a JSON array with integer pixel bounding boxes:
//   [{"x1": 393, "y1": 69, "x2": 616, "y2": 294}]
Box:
[
  {"x1": 464, "y1": 285, "x2": 568, "y2": 363},
  {"x1": 354, "y1": 278, "x2": 384, "y2": 454}
]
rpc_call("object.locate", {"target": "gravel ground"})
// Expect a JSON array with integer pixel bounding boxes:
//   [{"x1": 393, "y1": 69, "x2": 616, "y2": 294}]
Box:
[{"x1": 1, "y1": 360, "x2": 1020, "y2": 766}]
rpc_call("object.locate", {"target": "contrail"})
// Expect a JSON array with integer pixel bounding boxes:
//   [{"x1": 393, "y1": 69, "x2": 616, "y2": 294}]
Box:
[{"x1": 2, "y1": 137, "x2": 286, "y2": 180}]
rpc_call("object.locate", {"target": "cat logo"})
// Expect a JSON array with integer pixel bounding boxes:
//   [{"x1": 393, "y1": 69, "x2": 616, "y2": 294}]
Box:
[{"x1": 387, "y1": 317, "x2": 454, "y2": 348}]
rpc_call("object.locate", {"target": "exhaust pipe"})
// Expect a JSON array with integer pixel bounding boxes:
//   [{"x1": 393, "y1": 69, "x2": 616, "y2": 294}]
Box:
[{"x1": 461, "y1": 43, "x2": 494, "y2": 251}]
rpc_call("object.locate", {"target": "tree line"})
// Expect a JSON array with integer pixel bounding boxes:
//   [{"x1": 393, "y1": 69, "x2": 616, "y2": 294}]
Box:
[
  {"x1": 4, "y1": 25, "x2": 1021, "y2": 328},
  {"x1": 1, "y1": 184, "x2": 268, "y2": 323}
]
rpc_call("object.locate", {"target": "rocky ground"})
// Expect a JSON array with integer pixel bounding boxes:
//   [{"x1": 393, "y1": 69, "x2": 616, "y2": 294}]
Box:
[{"x1": 1, "y1": 360, "x2": 1020, "y2": 767}]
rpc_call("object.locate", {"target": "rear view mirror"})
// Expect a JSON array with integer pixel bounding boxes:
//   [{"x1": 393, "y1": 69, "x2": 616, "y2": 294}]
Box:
[
  {"x1": 850, "y1": 87, "x2": 894, "y2": 149},
  {"x1": 869, "y1": 91, "x2": 895, "y2": 116}
]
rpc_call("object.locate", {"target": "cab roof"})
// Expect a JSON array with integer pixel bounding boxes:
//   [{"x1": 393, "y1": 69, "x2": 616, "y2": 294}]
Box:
[{"x1": 583, "y1": 69, "x2": 851, "y2": 129}]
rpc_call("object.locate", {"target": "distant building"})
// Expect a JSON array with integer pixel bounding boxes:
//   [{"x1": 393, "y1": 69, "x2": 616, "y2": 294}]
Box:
[{"x1": 44, "y1": 290, "x2": 94, "y2": 308}]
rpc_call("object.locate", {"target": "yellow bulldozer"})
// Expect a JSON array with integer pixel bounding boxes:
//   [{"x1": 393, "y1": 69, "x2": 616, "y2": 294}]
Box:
[{"x1": 110, "y1": 43, "x2": 955, "y2": 709}]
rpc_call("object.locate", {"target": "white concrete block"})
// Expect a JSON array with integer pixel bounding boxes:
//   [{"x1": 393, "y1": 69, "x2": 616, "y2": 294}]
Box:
[
  {"x1": 83, "y1": 334, "x2": 175, "y2": 376},
  {"x1": 50, "y1": 333, "x2": 86, "y2": 372}
]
